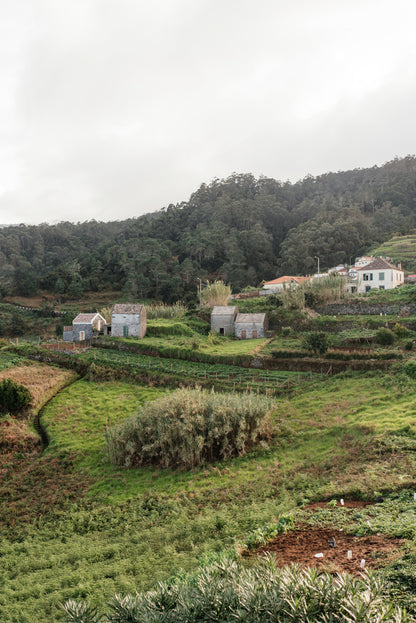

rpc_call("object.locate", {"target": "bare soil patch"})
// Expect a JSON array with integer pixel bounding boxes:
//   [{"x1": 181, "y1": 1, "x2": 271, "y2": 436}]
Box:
[{"x1": 256, "y1": 526, "x2": 404, "y2": 575}]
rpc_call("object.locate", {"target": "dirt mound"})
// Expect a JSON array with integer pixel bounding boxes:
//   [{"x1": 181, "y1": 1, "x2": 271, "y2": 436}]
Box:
[{"x1": 256, "y1": 526, "x2": 404, "y2": 575}]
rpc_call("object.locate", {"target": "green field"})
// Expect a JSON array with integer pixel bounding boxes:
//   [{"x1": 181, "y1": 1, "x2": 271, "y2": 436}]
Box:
[{"x1": 2, "y1": 362, "x2": 416, "y2": 621}]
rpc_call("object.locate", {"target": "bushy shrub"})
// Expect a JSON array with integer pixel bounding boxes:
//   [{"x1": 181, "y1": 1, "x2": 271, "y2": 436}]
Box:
[
  {"x1": 394, "y1": 323, "x2": 410, "y2": 338},
  {"x1": 63, "y1": 557, "x2": 411, "y2": 623},
  {"x1": 301, "y1": 332, "x2": 330, "y2": 355},
  {"x1": 375, "y1": 328, "x2": 395, "y2": 345},
  {"x1": 105, "y1": 388, "x2": 272, "y2": 469},
  {"x1": 405, "y1": 341, "x2": 414, "y2": 351},
  {"x1": 403, "y1": 360, "x2": 416, "y2": 379},
  {"x1": 0, "y1": 378, "x2": 31, "y2": 414}
]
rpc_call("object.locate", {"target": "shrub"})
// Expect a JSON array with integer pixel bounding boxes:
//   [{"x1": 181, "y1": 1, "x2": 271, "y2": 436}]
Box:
[
  {"x1": 301, "y1": 332, "x2": 330, "y2": 355},
  {"x1": 403, "y1": 360, "x2": 416, "y2": 379},
  {"x1": 375, "y1": 328, "x2": 395, "y2": 346},
  {"x1": 405, "y1": 341, "x2": 414, "y2": 351},
  {"x1": 63, "y1": 558, "x2": 411, "y2": 622},
  {"x1": 394, "y1": 323, "x2": 410, "y2": 338},
  {"x1": 105, "y1": 388, "x2": 273, "y2": 469},
  {"x1": 0, "y1": 378, "x2": 31, "y2": 414}
]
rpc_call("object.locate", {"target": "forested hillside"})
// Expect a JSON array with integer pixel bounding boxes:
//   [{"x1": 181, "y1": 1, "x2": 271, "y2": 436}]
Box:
[{"x1": 1, "y1": 156, "x2": 416, "y2": 303}]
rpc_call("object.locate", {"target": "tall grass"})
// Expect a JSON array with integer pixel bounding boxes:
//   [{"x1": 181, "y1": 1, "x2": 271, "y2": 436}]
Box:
[
  {"x1": 200, "y1": 281, "x2": 232, "y2": 308},
  {"x1": 146, "y1": 303, "x2": 188, "y2": 319},
  {"x1": 280, "y1": 275, "x2": 349, "y2": 311},
  {"x1": 105, "y1": 388, "x2": 273, "y2": 469},
  {"x1": 63, "y1": 556, "x2": 410, "y2": 622}
]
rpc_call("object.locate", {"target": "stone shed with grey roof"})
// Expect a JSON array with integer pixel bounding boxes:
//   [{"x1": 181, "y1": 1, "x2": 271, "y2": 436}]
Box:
[
  {"x1": 111, "y1": 303, "x2": 147, "y2": 338},
  {"x1": 210, "y1": 306, "x2": 238, "y2": 336},
  {"x1": 234, "y1": 313, "x2": 267, "y2": 339},
  {"x1": 63, "y1": 312, "x2": 106, "y2": 342}
]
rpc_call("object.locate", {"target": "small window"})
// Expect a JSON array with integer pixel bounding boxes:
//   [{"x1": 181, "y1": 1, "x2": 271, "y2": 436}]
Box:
[
  {"x1": 219, "y1": 328, "x2": 224, "y2": 335},
  {"x1": 379, "y1": 272, "x2": 384, "y2": 280},
  {"x1": 363, "y1": 274, "x2": 368, "y2": 281},
  {"x1": 379, "y1": 286, "x2": 385, "y2": 290},
  {"x1": 370, "y1": 273, "x2": 373, "y2": 281}
]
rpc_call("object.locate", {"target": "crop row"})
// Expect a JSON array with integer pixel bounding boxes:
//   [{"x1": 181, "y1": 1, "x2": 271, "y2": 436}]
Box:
[{"x1": 79, "y1": 348, "x2": 313, "y2": 390}]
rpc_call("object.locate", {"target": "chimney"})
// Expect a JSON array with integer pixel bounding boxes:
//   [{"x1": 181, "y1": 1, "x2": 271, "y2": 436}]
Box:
[{"x1": 397, "y1": 261, "x2": 402, "y2": 270}]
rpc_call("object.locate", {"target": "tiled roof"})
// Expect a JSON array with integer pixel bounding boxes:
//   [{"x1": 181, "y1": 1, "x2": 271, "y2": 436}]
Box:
[
  {"x1": 235, "y1": 313, "x2": 266, "y2": 324},
  {"x1": 356, "y1": 258, "x2": 402, "y2": 272},
  {"x1": 263, "y1": 276, "x2": 309, "y2": 285},
  {"x1": 211, "y1": 306, "x2": 237, "y2": 315},
  {"x1": 112, "y1": 303, "x2": 144, "y2": 314},
  {"x1": 73, "y1": 313, "x2": 100, "y2": 324}
]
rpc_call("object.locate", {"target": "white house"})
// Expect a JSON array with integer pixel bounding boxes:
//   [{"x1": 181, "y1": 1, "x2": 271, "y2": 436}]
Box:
[
  {"x1": 262, "y1": 276, "x2": 310, "y2": 292},
  {"x1": 356, "y1": 258, "x2": 404, "y2": 293}
]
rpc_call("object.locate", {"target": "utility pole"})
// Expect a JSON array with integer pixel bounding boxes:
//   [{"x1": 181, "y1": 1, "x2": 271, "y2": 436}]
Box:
[{"x1": 314, "y1": 256, "x2": 320, "y2": 274}]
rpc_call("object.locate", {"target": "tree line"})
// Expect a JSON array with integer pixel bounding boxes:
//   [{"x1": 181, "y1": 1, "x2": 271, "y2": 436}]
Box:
[{"x1": 1, "y1": 155, "x2": 416, "y2": 303}]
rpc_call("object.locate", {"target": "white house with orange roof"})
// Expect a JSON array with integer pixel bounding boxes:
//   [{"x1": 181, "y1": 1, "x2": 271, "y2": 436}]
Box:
[{"x1": 262, "y1": 275, "x2": 310, "y2": 293}]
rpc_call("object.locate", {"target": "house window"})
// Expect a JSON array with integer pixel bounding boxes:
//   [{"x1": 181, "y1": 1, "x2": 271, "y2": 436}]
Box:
[
  {"x1": 379, "y1": 286, "x2": 385, "y2": 290},
  {"x1": 365, "y1": 286, "x2": 371, "y2": 293},
  {"x1": 363, "y1": 274, "x2": 368, "y2": 281},
  {"x1": 370, "y1": 273, "x2": 373, "y2": 281},
  {"x1": 123, "y1": 326, "x2": 129, "y2": 337},
  {"x1": 379, "y1": 272, "x2": 385, "y2": 281}
]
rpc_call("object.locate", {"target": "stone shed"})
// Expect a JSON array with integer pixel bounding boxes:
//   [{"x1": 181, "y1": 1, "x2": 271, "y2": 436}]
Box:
[
  {"x1": 64, "y1": 312, "x2": 106, "y2": 342},
  {"x1": 234, "y1": 313, "x2": 267, "y2": 339},
  {"x1": 111, "y1": 303, "x2": 147, "y2": 338},
  {"x1": 211, "y1": 306, "x2": 238, "y2": 336}
]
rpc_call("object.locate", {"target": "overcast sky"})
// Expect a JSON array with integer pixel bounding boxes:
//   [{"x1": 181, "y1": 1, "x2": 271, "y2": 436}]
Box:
[{"x1": 1, "y1": 0, "x2": 416, "y2": 225}]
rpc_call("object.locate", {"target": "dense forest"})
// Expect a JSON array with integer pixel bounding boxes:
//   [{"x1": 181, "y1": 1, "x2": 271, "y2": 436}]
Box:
[{"x1": 1, "y1": 156, "x2": 416, "y2": 303}]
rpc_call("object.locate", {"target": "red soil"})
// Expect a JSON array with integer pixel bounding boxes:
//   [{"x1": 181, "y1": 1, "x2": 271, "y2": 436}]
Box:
[{"x1": 256, "y1": 502, "x2": 404, "y2": 575}]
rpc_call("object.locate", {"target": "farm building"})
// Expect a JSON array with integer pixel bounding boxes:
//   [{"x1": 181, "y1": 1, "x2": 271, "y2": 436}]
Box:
[
  {"x1": 111, "y1": 303, "x2": 147, "y2": 338},
  {"x1": 210, "y1": 306, "x2": 267, "y2": 339},
  {"x1": 211, "y1": 306, "x2": 238, "y2": 335},
  {"x1": 63, "y1": 312, "x2": 106, "y2": 342},
  {"x1": 234, "y1": 313, "x2": 267, "y2": 339}
]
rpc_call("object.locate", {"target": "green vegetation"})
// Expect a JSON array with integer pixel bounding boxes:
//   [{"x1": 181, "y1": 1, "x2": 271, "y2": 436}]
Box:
[
  {"x1": 1, "y1": 158, "x2": 416, "y2": 304},
  {"x1": 0, "y1": 377, "x2": 31, "y2": 414},
  {"x1": 301, "y1": 331, "x2": 331, "y2": 355},
  {"x1": 106, "y1": 388, "x2": 272, "y2": 469},
  {"x1": 6, "y1": 284, "x2": 416, "y2": 622},
  {"x1": 63, "y1": 557, "x2": 410, "y2": 623},
  {"x1": 371, "y1": 233, "x2": 416, "y2": 273},
  {"x1": 376, "y1": 328, "x2": 396, "y2": 345},
  {"x1": 200, "y1": 280, "x2": 232, "y2": 307}
]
